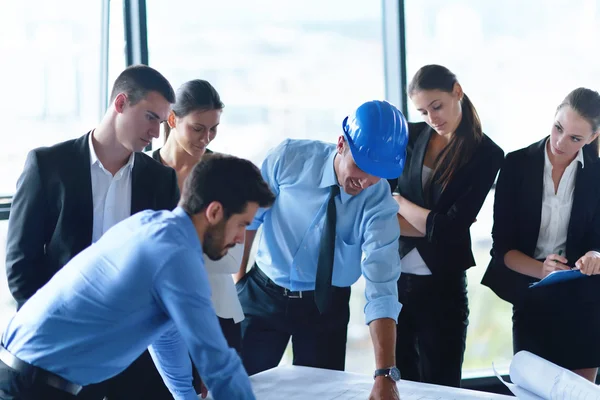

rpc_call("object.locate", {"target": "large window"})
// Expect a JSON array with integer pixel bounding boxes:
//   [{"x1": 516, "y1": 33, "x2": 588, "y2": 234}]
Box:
[
  {"x1": 3, "y1": 0, "x2": 598, "y2": 382},
  {"x1": 405, "y1": 0, "x2": 600, "y2": 374},
  {"x1": 0, "y1": 1, "x2": 106, "y2": 196},
  {"x1": 146, "y1": 0, "x2": 385, "y2": 374},
  {"x1": 0, "y1": 0, "x2": 127, "y2": 328},
  {"x1": 108, "y1": 0, "x2": 127, "y2": 101}
]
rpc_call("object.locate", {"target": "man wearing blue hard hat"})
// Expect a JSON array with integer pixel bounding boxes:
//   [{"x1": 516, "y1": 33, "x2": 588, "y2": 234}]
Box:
[{"x1": 235, "y1": 100, "x2": 408, "y2": 400}]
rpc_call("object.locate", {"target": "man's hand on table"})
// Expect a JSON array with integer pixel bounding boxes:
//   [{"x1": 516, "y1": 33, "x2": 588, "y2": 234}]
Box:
[{"x1": 369, "y1": 376, "x2": 400, "y2": 400}]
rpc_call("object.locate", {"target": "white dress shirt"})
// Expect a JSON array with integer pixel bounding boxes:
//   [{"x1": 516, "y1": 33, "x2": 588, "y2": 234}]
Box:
[
  {"x1": 401, "y1": 165, "x2": 433, "y2": 275},
  {"x1": 533, "y1": 140, "x2": 584, "y2": 260},
  {"x1": 89, "y1": 132, "x2": 134, "y2": 243},
  {"x1": 204, "y1": 243, "x2": 245, "y2": 323}
]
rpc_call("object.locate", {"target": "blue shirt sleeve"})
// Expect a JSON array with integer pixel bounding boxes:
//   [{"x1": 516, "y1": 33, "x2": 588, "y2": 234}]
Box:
[
  {"x1": 148, "y1": 325, "x2": 196, "y2": 400},
  {"x1": 152, "y1": 249, "x2": 256, "y2": 400},
  {"x1": 248, "y1": 140, "x2": 288, "y2": 231},
  {"x1": 360, "y1": 183, "x2": 402, "y2": 325}
]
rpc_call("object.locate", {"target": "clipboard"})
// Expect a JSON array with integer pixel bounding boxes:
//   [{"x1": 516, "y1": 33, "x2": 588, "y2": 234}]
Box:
[{"x1": 529, "y1": 269, "x2": 586, "y2": 288}]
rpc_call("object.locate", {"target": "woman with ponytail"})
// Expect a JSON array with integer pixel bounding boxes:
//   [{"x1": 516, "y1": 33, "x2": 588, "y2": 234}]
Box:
[
  {"x1": 147, "y1": 80, "x2": 242, "y2": 396},
  {"x1": 150, "y1": 80, "x2": 246, "y2": 352},
  {"x1": 482, "y1": 87, "x2": 600, "y2": 381},
  {"x1": 389, "y1": 64, "x2": 504, "y2": 387}
]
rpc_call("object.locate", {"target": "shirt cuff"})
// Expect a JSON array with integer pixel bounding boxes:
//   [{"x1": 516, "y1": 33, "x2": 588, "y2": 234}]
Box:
[
  {"x1": 172, "y1": 392, "x2": 200, "y2": 400},
  {"x1": 364, "y1": 295, "x2": 402, "y2": 325},
  {"x1": 173, "y1": 392, "x2": 200, "y2": 400}
]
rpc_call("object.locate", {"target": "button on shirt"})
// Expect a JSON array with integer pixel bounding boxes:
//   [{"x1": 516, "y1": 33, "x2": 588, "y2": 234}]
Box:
[
  {"x1": 89, "y1": 132, "x2": 134, "y2": 243},
  {"x1": 2, "y1": 207, "x2": 255, "y2": 400},
  {"x1": 250, "y1": 139, "x2": 402, "y2": 324},
  {"x1": 533, "y1": 140, "x2": 584, "y2": 260}
]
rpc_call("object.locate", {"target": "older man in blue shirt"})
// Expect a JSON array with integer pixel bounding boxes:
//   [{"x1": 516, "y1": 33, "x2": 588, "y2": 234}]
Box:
[
  {"x1": 235, "y1": 100, "x2": 409, "y2": 400},
  {"x1": 0, "y1": 154, "x2": 275, "y2": 400}
]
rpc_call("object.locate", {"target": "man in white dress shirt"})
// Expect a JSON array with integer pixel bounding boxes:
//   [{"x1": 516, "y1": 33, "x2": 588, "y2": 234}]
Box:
[{"x1": 5, "y1": 65, "x2": 180, "y2": 399}]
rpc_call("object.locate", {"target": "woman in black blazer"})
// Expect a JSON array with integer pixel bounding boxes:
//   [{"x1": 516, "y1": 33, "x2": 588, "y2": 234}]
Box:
[
  {"x1": 482, "y1": 88, "x2": 600, "y2": 382},
  {"x1": 390, "y1": 65, "x2": 504, "y2": 387}
]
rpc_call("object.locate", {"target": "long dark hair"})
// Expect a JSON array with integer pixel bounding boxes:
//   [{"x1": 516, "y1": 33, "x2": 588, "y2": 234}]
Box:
[
  {"x1": 556, "y1": 87, "x2": 600, "y2": 157},
  {"x1": 408, "y1": 65, "x2": 483, "y2": 191},
  {"x1": 163, "y1": 79, "x2": 224, "y2": 139}
]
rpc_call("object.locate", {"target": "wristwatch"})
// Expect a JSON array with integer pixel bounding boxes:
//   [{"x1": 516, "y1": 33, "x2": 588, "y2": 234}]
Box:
[{"x1": 374, "y1": 366, "x2": 401, "y2": 382}]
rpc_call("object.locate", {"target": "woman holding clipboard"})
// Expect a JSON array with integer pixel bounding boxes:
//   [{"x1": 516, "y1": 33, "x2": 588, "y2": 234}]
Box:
[{"x1": 482, "y1": 87, "x2": 600, "y2": 381}]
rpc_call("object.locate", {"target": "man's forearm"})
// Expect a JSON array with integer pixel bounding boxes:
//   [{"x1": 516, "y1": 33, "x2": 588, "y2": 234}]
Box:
[
  {"x1": 234, "y1": 230, "x2": 257, "y2": 282},
  {"x1": 369, "y1": 317, "x2": 396, "y2": 368}
]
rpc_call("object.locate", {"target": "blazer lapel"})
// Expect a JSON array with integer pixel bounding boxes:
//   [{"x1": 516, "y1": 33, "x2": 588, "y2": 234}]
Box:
[
  {"x1": 131, "y1": 153, "x2": 150, "y2": 214},
  {"x1": 72, "y1": 133, "x2": 94, "y2": 245},
  {"x1": 566, "y1": 159, "x2": 591, "y2": 260},
  {"x1": 408, "y1": 126, "x2": 433, "y2": 207},
  {"x1": 521, "y1": 138, "x2": 546, "y2": 255}
]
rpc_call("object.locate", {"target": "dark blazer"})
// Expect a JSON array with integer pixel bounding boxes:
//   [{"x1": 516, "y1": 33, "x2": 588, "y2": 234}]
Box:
[
  {"x1": 6, "y1": 133, "x2": 180, "y2": 309},
  {"x1": 481, "y1": 137, "x2": 600, "y2": 307},
  {"x1": 390, "y1": 122, "x2": 504, "y2": 277}
]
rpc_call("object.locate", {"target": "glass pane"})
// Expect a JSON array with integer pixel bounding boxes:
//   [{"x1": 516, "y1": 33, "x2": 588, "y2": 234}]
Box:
[
  {"x1": 107, "y1": 0, "x2": 127, "y2": 107},
  {"x1": 405, "y1": 0, "x2": 600, "y2": 374},
  {"x1": 0, "y1": 1, "x2": 104, "y2": 195},
  {"x1": 147, "y1": 0, "x2": 385, "y2": 375}
]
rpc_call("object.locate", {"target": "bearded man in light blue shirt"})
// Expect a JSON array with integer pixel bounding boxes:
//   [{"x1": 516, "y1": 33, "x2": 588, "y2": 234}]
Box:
[
  {"x1": 0, "y1": 154, "x2": 275, "y2": 400},
  {"x1": 235, "y1": 100, "x2": 409, "y2": 400}
]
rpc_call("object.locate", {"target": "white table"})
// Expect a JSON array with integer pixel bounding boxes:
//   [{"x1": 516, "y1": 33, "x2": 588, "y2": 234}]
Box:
[{"x1": 229, "y1": 365, "x2": 515, "y2": 400}]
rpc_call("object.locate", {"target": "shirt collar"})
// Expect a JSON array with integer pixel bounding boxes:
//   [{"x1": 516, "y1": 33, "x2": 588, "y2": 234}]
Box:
[
  {"x1": 172, "y1": 206, "x2": 203, "y2": 252},
  {"x1": 318, "y1": 149, "x2": 352, "y2": 204},
  {"x1": 544, "y1": 138, "x2": 584, "y2": 170},
  {"x1": 88, "y1": 131, "x2": 99, "y2": 166},
  {"x1": 89, "y1": 131, "x2": 135, "y2": 171},
  {"x1": 576, "y1": 145, "x2": 585, "y2": 168}
]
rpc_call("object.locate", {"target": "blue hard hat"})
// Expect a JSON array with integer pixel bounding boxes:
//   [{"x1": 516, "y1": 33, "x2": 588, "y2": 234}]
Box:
[{"x1": 342, "y1": 100, "x2": 409, "y2": 179}]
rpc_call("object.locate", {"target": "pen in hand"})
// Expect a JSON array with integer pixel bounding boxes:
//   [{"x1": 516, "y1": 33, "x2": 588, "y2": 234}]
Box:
[
  {"x1": 556, "y1": 250, "x2": 563, "y2": 260},
  {"x1": 554, "y1": 250, "x2": 571, "y2": 270}
]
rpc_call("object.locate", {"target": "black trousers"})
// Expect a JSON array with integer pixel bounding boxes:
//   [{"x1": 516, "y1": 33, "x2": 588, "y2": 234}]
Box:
[
  {"x1": 238, "y1": 267, "x2": 350, "y2": 376},
  {"x1": 77, "y1": 350, "x2": 173, "y2": 400},
  {"x1": 395, "y1": 272, "x2": 469, "y2": 388},
  {"x1": 219, "y1": 317, "x2": 242, "y2": 354},
  {"x1": 0, "y1": 360, "x2": 76, "y2": 400}
]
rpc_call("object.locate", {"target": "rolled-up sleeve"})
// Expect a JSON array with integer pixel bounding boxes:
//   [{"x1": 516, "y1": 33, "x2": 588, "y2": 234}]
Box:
[
  {"x1": 361, "y1": 185, "x2": 402, "y2": 325},
  {"x1": 248, "y1": 140, "x2": 289, "y2": 231}
]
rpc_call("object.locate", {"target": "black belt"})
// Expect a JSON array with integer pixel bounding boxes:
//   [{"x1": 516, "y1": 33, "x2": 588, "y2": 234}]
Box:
[
  {"x1": 253, "y1": 265, "x2": 348, "y2": 299},
  {"x1": 0, "y1": 345, "x2": 82, "y2": 396}
]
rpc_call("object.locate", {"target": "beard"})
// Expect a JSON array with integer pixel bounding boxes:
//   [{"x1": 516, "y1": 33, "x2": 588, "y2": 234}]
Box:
[{"x1": 203, "y1": 220, "x2": 234, "y2": 261}]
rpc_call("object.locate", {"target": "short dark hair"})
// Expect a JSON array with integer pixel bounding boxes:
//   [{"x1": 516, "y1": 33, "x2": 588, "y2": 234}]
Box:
[
  {"x1": 109, "y1": 64, "x2": 176, "y2": 105},
  {"x1": 180, "y1": 154, "x2": 275, "y2": 217},
  {"x1": 164, "y1": 79, "x2": 224, "y2": 139}
]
